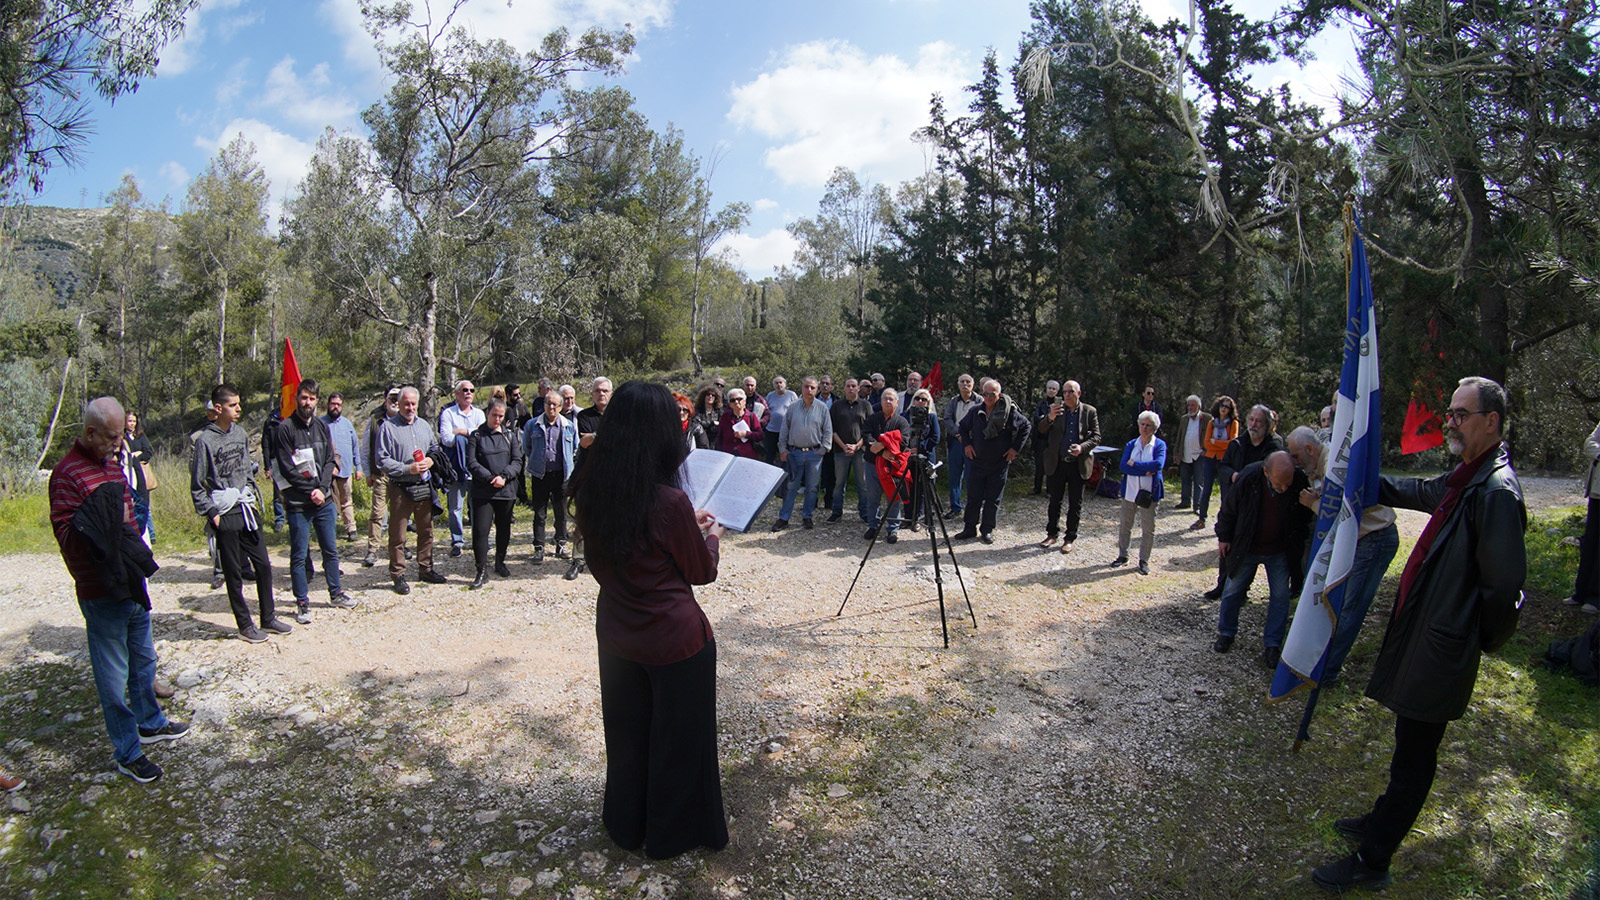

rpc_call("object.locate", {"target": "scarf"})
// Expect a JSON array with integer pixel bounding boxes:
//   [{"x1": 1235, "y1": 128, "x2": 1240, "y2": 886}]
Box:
[{"x1": 982, "y1": 394, "x2": 1019, "y2": 440}]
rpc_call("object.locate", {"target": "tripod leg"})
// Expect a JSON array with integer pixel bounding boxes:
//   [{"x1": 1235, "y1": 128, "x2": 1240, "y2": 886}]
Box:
[
  {"x1": 836, "y1": 462, "x2": 907, "y2": 617},
  {"x1": 928, "y1": 478, "x2": 978, "y2": 629},
  {"x1": 922, "y1": 466, "x2": 952, "y2": 648}
]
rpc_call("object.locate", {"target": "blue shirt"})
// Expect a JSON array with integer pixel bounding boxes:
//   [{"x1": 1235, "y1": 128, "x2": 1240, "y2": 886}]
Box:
[{"x1": 321, "y1": 413, "x2": 363, "y2": 477}]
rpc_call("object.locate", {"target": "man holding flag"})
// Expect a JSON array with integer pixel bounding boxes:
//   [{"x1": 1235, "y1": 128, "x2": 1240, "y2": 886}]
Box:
[{"x1": 1290, "y1": 203, "x2": 1527, "y2": 896}]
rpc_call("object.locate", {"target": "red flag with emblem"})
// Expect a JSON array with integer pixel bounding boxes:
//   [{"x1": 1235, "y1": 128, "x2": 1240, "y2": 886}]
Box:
[{"x1": 925, "y1": 361, "x2": 943, "y2": 398}]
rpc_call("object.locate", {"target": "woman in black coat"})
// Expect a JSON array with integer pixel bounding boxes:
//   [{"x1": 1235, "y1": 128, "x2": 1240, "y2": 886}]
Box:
[
  {"x1": 466, "y1": 399, "x2": 524, "y2": 588},
  {"x1": 123, "y1": 411, "x2": 156, "y2": 541}
]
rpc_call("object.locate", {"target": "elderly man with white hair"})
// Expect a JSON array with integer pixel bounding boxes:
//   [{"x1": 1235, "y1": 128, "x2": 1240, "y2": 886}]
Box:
[
  {"x1": 1284, "y1": 426, "x2": 1400, "y2": 688},
  {"x1": 1172, "y1": 394, "x2": 1212, "y2": 511},
  {"x1": 52, "y1": 396, "x2": 187, "y2": 783},
  {"x1": 438, "y1": 379, "x2": 486, "y2": 557},
  {"x1": 954, "y1": 378, "x2": 1032, "y2": 544}
]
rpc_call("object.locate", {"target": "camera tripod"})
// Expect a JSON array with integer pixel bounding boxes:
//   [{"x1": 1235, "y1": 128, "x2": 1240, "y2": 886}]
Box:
[{"x1": 837, "y1": 449, "x2": 977, "y2": 648}]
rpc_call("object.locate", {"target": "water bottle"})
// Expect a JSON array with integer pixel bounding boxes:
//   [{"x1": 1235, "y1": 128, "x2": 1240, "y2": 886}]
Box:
[{"x1": 414, "y1": 448, "x2": 430, "y2": 482}]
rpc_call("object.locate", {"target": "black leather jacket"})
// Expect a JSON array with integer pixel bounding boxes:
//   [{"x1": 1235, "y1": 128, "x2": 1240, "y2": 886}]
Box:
[{"x1": 1366, "y1": 447, "x2": 1526, "y2": 722}]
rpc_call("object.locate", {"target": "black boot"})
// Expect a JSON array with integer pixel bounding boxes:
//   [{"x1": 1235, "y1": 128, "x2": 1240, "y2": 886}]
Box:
[{"x1": 469, "y1": 569, "x2": 486, "y2": 590}]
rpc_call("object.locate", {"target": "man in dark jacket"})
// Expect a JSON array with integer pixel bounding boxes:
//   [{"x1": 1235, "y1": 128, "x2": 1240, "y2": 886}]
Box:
[
  {"x1": 1211, "y1": 452, "x2": 1312, "y2": 667},
  {"x1": 363, "y1": 387, "x2": 402, "y2": 567},
  {"x1": 263, "y1": 408, "x2": 286, "y2": 530},
  {"x1": 1204, "y1": 403, "x2": 1286, "y2": 600},
  {"x1": 954, "y1": 378, "x2": 1032, "y2": 544},
  {"x1": 1035, "y1": 379, "x2": 1100, "y2": 553},
  {"x1": 1312, "y1": 377, "x2": 1526, "y2": 892},
  {"x1": 276, "y1": 379, "x2": 355, "y2": 624}
]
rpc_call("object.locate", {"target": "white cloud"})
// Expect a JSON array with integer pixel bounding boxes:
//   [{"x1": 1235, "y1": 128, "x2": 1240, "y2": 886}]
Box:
[
  {"x1": 319, "y1": 0, "x2": 674, "y2": 75},
  {"x1": 157, "y1": 0, "x2": 248, "y2": 76},
  {"x1": 716, "y1": 228, "x2": 799, "y2": 279},
  {"x1": 214, "y1": 59, "x2": 250, "y2": 106},
  {"x1": 262, "y1": 57, "x2": 359, "y2": 129},
  {"x1": 751, "y1": 198, "x2": 778, "y2": 212},
  {"x1": 727, "y1": 40, "x2": 971, "y2": 188},
  {"x1": 194, "y1": 118, "x2": 317, "y2": 226},
  {"x1": 159, "y1": 161, "x2": 190, "y2": 191}
]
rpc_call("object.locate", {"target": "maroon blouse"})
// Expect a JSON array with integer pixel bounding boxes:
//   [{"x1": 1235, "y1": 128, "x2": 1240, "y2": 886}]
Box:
[{"x1": 593, "y1": 484, "x2": 721, "y2": 665}]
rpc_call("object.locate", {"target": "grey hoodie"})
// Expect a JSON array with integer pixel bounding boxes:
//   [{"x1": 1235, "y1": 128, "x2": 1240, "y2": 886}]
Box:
[{"x1": 191, "y1": 422, "x2": 258, "y2": 520}]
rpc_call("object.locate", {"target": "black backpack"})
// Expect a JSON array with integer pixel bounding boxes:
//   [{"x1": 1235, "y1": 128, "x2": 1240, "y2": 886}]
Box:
[{"x1": 1545, "y1": 620, "x2": 1600, "y2": 687}]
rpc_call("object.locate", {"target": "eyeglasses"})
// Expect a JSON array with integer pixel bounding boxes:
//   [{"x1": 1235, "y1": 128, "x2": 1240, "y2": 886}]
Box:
[
  {"x1": 1443, "y1": 408, "x2": 1489, "y2": 425},
  {"x1": 459, "y1": 388, "x2": 474, "y2": 394},
  {"x1": 679, "y1": 408, "x2": 692, "y2": 417}
]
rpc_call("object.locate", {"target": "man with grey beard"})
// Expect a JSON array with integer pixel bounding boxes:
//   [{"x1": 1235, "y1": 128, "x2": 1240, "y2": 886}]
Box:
[{"x1": 1312, "y1": 376, "x2": 1525, "y2": 891}]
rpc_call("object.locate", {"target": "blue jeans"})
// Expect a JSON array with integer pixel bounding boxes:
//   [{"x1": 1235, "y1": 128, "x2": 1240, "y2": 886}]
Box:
[
  {"x1": 445, "y1": 482, "x2": 468, "y2": 547},
  {"x1": 286, "y1": 501, "x2": 343, "y2": 603},
  {"x1": 132, "y1": 490, "x2": 153, "y2": 542},
  {"x1": 863, "y1": 468, "x2": 903, "y2": 533},
  {"x1": 946, "y1": 439, "x2": 970, "y2": 511},
  {"x1": 1217, "y1": 551, "x2": 1294, "y2": 648},
  {"x1": 78, "y1": 596, "x2": 168, "y2": 765},
  {"x1": 779, "y1": 448, "x2": 823, "y2": 520},
  {"x1": 1194, "y1": 456, "x2": 1219, "y2": 520},
  {"x1": 832, "y1": 450, "x2": 871, "y2": 520},
  {"x1": 1323, "y1": 523, "x2": 1400, "y2": 679}
]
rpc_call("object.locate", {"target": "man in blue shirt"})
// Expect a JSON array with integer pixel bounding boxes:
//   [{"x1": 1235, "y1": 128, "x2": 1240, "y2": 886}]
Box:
[{"x1": 322, "y1": 392, "x2": 364, "y2": 542}]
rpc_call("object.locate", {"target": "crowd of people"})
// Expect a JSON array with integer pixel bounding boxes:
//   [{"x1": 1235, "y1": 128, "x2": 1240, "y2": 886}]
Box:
[{"x1": 40, "y1": 365, "x2": 1600, "y2": 889}]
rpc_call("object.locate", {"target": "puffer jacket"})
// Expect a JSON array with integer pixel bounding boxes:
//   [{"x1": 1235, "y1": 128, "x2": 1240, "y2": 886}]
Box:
[{"x1": 1367, "y1": 447, "x2": 1526, "y2": 722}]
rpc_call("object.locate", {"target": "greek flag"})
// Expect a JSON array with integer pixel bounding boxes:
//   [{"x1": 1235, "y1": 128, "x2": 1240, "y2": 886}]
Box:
[{"x1": 1271, "y1": 205, "x2": 1381, "y2": 711}]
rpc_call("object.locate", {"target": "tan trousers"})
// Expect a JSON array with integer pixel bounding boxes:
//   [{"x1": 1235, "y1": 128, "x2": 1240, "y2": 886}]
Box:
[
  {"x1": 331, "y1": 475, "x2": 356, "y2": 534},
  {"x1": 367, "y1": 472, "x2": 389, "y2": 554},
  {"x1": 388, "y1": 485, "x2": 435, "y2": 578}
]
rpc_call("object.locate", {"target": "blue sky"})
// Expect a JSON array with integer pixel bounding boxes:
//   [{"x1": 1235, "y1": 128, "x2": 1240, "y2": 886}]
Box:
[{"x1": 35, "y1": 0, "x2": 1358, "y2": 277}]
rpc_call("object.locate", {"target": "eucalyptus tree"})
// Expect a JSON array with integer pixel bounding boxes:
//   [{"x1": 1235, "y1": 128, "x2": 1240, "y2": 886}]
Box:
[
  {"x1": 176, "y1": 135, "x2": 271, "y2": 386},
  {"x1": 296, "y1": 0, "x2": 634, "y2": 409}
]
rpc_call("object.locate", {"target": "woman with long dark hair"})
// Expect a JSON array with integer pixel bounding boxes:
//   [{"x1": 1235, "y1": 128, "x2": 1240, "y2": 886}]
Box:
[
  {"x1": 568, "y1": 381, "x2": 729, "y2": 859},
  {"x1": 123, "y1": 411, "x2": 156, "y2": 543}
]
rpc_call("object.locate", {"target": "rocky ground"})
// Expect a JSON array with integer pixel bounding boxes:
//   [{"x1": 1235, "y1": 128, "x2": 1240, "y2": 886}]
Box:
[{"x1": 0, "y1": 474, "x2": 1591, "y2": 900}]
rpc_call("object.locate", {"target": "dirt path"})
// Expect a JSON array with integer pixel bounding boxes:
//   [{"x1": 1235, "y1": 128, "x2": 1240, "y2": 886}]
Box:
[{"x1": 0, "y1": 474, "x2": 1588, "y2": 899}]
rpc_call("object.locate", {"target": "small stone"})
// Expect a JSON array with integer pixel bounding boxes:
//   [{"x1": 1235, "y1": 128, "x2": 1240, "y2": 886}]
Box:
[
  {"x1": 507, "y1": 877, "x2": 533, "y2": 898},
  {"x1": 473, "y1": 809, "x2": 501, "y2": 825},
  {"x1": 1021, "y1": 834, "x2": 1035, "y2": 844},
  {"x1": 127, "y1": 848, "x2": 145, "y2": 859},
  {"x1": 577, "y1": 850, "x2": 606, "y2": 875},
  {"x1": 772, "y1": 819, "x2": 795, "y2": 832},
  {"x1": 826, "y1": 784, "x2": 849, "y2": 799},
  {"x1": 61, "y1": 712, "x2": 84, "y2": 724},
  {"x1": 176, "y1": 669, "x2": 204, "y2": 689},
  {"x1": 480, "y1": 850, "x2": 517, "y2": 868},
  {"x1": 535, "y1": 869, "x2": 560, "y2": 888},
  {"x1": 8, "y1": 794, "x2": 30, "y2": 813},
  {"x1": 80, "y1": 785, "x2": 109, "y2": 806}
]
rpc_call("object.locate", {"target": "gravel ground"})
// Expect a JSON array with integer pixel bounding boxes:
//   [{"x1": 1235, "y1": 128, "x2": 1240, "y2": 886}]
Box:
[{"x1": 0, "y1": 474, "x2": 1586, "y2": 899}]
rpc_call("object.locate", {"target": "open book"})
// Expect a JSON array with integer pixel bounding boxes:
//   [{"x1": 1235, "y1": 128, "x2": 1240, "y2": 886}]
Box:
[{"x1": 677, "y1": 448, "x2": 786, "y2": 533}]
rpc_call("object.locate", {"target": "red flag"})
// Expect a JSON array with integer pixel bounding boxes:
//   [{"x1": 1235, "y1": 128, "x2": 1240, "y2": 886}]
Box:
[
  {"x1": 1400, "y1": 396, "x2": 1443, "y2": 454},
  {"x1": 280, "y1": 338, "x2": 303, "y2": 419},
  {"x1": 925, "y1": 361, "x2": 943, "y2": 398}
]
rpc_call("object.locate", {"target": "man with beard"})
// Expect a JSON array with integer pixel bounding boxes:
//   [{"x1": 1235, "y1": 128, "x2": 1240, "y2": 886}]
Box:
[
  {"x1": 322, "y1": 391, "x2": 363, "y2": 542},
  {"x1": 276, "y1": 380, "x2": 356, "y2": 623},
  {"x1": 1312, "y1": 377, "x2": 1525, "y2": 891},
  {"x1": 378, "y1": 387, "x2": 448, "y2": 594}
]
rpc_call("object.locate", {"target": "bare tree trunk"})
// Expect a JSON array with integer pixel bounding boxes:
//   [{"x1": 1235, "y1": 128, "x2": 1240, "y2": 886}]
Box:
[
  {"x1": 36, "y1": 315, "x2": 83, "y2": 470},
  {"x1": 215, "y1": 272, "x2": 229, "y2": 385},
  {"x1": 689, "y1": 252, "x2": 704, "y2": 374},
  {"x1": 420, "y1": 272, "x2": 440, "y2": 419}
]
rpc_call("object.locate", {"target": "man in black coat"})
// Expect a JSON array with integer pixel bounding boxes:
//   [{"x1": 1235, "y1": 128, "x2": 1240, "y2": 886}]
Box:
[
  {"x1": 1211, "y1": 452, "x2": 1312, "y2": 667},
  {"x1": 1312, "y1": 376, "x2": 1526, "y2": 892},
  {"x1": 276, "y1": 379, "x2": 355, "y2": 623},
  {"x1": 954, "y1": 378, "x2": 1032, "y2": 544},
  {"x1": 1203, "y1": 403, "x2": 1286, "y2": 599}
]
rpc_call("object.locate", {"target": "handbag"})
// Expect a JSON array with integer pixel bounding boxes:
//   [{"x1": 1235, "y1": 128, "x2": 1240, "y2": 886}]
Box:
[
  {"x1": 403, "y1": 481, "x2": 434, "y2": 503},
  {"x1": 140, "y1": 461, "x2": 158, "y2": 491},
  {"x1": 1135, "y1": 488, "x2": 1154, "y2": 509}
]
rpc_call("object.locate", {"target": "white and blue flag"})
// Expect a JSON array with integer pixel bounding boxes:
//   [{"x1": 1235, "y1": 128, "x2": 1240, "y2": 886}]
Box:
[{"x1": 1271, "y1": 205, "x2": 1381, "y2": 710}]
